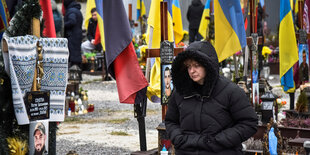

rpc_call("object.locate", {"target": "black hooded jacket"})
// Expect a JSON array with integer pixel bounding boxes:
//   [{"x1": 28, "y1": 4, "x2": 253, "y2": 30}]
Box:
[
  {"x1": 165, "y1": 41, "x2": 258, "y2": 155},
  {"x1": 64, "y1": 0, "x2": 83, "y2": 64},
  {"x1": 187, "y1": 0, "x2": 204, "y2": 29}
]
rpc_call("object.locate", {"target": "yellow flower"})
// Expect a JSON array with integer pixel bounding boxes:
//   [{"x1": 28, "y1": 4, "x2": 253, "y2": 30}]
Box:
[
  {"x1": 262, "y1": 46, "x2": 272, "y2": 59},
  {"x1": 7, "y1": 137, "x2": 28, "y2": 155}
]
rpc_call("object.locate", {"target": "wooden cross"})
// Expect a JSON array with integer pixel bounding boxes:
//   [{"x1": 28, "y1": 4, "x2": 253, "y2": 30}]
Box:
[
  {"x1": 245, "y1": 0, "x2": 264, "y2": 107},
  {"x1": 145, "y1": 1, "x2": 183, "y2": 121}
]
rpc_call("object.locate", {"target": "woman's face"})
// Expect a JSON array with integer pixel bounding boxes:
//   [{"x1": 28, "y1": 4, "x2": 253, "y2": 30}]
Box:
[{"x1": 184, "y1": 59, "x2": 206, "y2": 85}]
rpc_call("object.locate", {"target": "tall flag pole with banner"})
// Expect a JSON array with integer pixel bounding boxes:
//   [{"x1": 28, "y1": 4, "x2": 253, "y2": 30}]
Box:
[
  {"x1": 214, "y1": 0, "x2": 247, "y2": 62},
  {"x1": 172, "y1": 0, "x2": 183, "y2": 44},
  {"x1": 101, "y1": 0, "x2": 148, "y2": 104},
  {"x1": 199, "y1": 0, "x2": 211, "y2": 40},
  {"x1": 279, "y1": 0, "x2": 298, "y2": 93}
]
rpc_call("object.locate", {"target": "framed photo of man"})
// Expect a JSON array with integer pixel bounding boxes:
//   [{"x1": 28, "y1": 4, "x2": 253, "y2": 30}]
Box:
[
  {"x1": 29, "y1": 120, "x2": 49, "y2": 155},
  {"x1": 298, "y1": 44, "x2": 309, "y2": 85},
  {"x1": 161, "y1": 64, "x2": 173, "y2": 105}
]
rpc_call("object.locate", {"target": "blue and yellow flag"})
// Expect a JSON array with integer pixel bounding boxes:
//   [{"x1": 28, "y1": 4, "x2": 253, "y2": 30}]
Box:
[
  {"x1": 214, "y1": 0, "x2": 246, "y2": 62},
  {"x1": 0, "y1": 0, "x2": 9, "y2": 39},
  {"x1": 146, "y1": 0, "x2": 174, "y2": 48},
  {"x1": 137, "y1": 0, "x2": 146, "y2": 21},
  {"x1": 279, "y1": 0, "x2": 298, "y2": 92},
  {"x1": 199, "y1": 0, "x2": 211, "y2": 40},
  {"x1": 172, "y1": 0, "x2": 183, "y2": 43},
  {"x1": 94, "y1": 0, "x2": 105, "y2": 51}
]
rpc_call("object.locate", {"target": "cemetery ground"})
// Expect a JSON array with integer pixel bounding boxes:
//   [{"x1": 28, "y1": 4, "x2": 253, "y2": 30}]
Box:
[
  {"x1": 56, "y1": 74, "x2": 162, "y2": 154},
  {"x1": 56, "y1": 74, "x2": 292, "y2": 154}
]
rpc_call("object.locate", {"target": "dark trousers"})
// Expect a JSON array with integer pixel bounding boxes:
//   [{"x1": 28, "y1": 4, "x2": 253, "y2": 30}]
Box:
[{"x1": 189, "y1": 28, "x2": 202, "y2": 44}]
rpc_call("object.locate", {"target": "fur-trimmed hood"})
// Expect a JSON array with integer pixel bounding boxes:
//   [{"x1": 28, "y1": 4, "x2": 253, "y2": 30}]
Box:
[{"x1": 172, "y1": 41, "x2": 219, "y2": 97}]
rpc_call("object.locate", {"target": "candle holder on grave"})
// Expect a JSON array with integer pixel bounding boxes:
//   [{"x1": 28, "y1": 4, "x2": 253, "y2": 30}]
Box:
[
  {"x1": 156, "y1": 122, "x2": 174, "y2": 155},
  {"x1": 90, "y1": 56, "x2": 95, "y2": 72},
  {"x1": 68, "y1": 65, "x2": 82, "y2": 94},
  {"x1": 260, "y1": 91, "x2": 277, "y2": 124}
]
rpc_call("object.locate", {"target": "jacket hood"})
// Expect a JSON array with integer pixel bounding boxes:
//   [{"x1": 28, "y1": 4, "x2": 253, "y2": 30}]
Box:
[
  {"x1": 172, "y1": 41, "x2": 219, "y2": 96},
  {"x1": 64, "y1": 0, "x2": 81, "y2": 10},
  {"x1": 192, "y1": 0, "x2": 203, "y2": 6}
]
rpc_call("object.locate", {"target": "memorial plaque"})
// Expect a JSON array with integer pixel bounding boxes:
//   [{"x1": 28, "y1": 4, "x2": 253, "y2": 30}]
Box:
[
  {"x1": 25, "y1": 91, "x2": 50, "y2": 121},
  {"x1": 262, "y1": 101, "x2": 273, "y2": 110},
  {"x1": 160, "y1": 41, "x2": 174, "y2": 64}
]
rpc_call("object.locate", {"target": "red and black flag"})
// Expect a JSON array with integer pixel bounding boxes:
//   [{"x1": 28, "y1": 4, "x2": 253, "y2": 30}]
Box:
[{"x1": 102, "y1": 0, "x2": 148, "y2": 104}]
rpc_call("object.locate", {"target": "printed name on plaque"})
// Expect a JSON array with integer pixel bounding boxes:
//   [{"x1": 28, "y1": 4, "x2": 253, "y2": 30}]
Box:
[
  {"x1": 25, "y1": 91, "x2": 50, "y2": 121},
  {"x1": 160, "y1": 41, "x2": 174, "y2": 64}
]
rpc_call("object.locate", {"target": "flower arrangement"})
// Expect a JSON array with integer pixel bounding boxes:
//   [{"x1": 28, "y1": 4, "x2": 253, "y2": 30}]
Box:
[{"x1": 265, "y1": 46, "x2": 279, "y2": 63}]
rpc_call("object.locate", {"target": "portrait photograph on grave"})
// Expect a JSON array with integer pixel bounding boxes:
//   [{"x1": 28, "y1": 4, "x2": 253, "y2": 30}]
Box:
[
  {"x1": 161, "y1": 64, "x2": 173, "y2": 105},
  {"x1": 298, "y1": 44, "x2": 309, "y2": 85},
  {"x1": 29, "y1": 121, "x2": 49, "y2": 155}
]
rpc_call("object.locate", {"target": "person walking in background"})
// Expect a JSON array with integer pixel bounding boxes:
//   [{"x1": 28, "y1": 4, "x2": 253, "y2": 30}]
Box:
[
  {"x1": 64, "y1": 0, "x2": 83, "y2": 67},
  {"x1": 187, "y1": 0, "x2": 204, "y2": 44},
  {"x1": 165, "y1": 41, "x2": 257, "y2": 154}
]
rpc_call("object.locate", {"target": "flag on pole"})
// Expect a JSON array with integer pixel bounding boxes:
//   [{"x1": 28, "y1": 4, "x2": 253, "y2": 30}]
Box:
[
  {"x1": 165, "y1": 0, "x2": 174, "y2": 43},
  {"x1": 0, "y1": 0, "x2": 9, "y2": 39},
  {"x1": 94, "y1": 0, "x2": 105, "y2": 51},
  {"x1": 84, "y1": 0, "x2": 96, "y2": 29},
  {"x1": 146, "y1": 0, "x2": 174, "y2": 48},
  {"x1": 172, "y1": 0, "x2": 184, "y2": 44},
  {"x1": 279, "y1": 0, "x2": 298, "y2": 92},
  {"x1": 102, "y1": 0, "x2": 148, "y2": 104},
  {"x1": 137, "y1": 0, "x2": 146, "y2": 21},
  {"x1": 214, "y1": 0, "x2": 246, "y2": 62},
  {"x1": 40, "y1": 0, "x2": 56, "y2": 38},
  {"x1": 199, "y1": 0, "x2": 211, "y2": 40}
]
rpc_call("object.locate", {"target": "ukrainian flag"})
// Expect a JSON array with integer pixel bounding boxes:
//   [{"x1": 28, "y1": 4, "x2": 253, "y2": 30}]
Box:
[
  {"x1": 214, "y1": 0, "x2": 246, "y2": 62},
  {"x1": 172, "y1": 0, "x2": 184, "y2": 44},
  {"x1": 198, "y1": 0, "x2": 211, "y2": 40},
  {"x1": 94, "y1": 0, "x2": 105, "y2": 51},
  {"x1": 279, "y1": 0, "x2": 298, "y2": 92},
  {"x1": 146, "y1": 0, "x2": 174, "y2": 48},
  {"x1": 146, "y1": 0, "x2": 174, "y2": 102},
  {"x1": 0, "y1": 0, "x2": 9, "y2": 39},
  {"x1": 137, "y1": 0, "x2": 146, "y2": 21}
]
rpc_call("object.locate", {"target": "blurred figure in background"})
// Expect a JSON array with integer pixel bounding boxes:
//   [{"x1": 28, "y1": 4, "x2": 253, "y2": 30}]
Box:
[
  {"x1": 187, "y1": 0, "x2": 204, "y2": 44},
  {"x1": 64, "y1": 0, "x2": 83, "y2": 67},
  {"x1": 51, "y1": 0, "x2": 63, "y2": 37}
]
